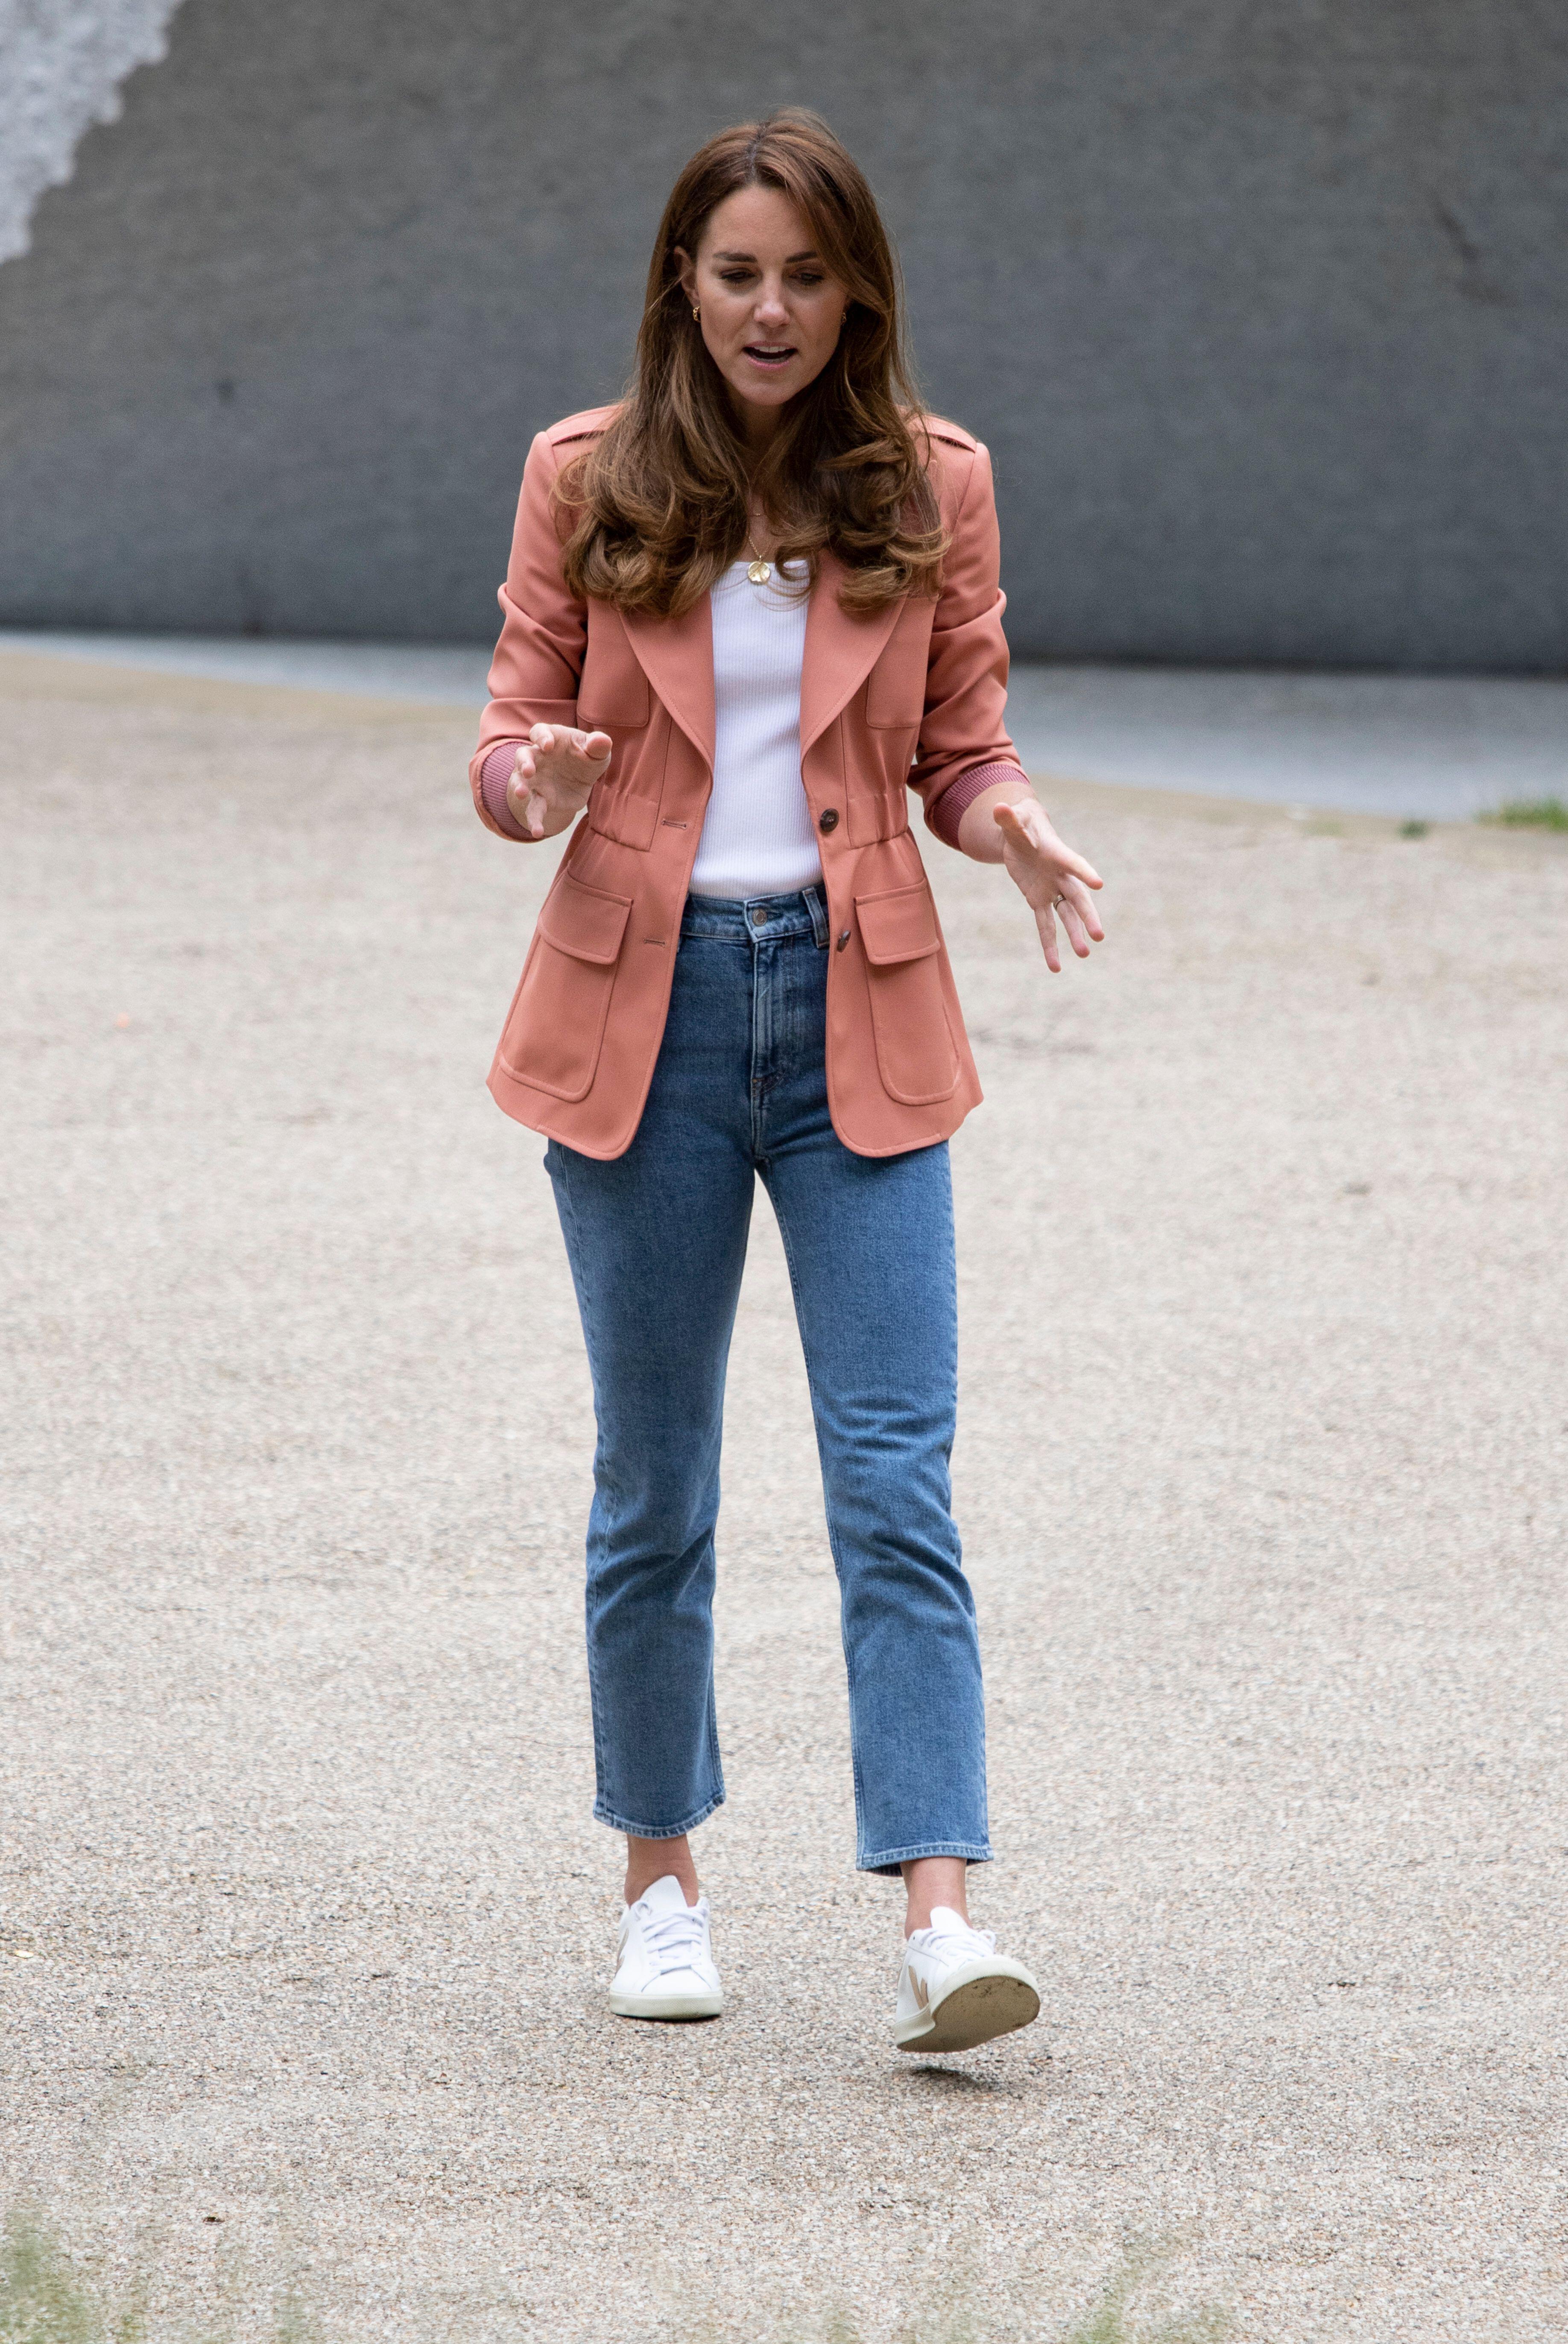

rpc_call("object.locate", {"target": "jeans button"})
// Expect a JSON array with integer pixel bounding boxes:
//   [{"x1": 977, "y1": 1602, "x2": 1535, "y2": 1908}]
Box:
[
  {"x1": 818, "y1": 808, "x2": 840, "y2": 833},
  {"x1": 751, "y1": 907, "x2": 769, "y2": 927}
]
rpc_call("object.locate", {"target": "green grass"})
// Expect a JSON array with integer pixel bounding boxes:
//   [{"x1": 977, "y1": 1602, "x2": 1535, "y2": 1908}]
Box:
[
  {"x1": 1477, "y1": 795, "x2": 1568, "y2": 831},
  {"x1": 0, "y1": 2209, "x2": 139, "y2": 2344},
  {"x1": 0, "y1": 2210, "x2": 308, "y2": 2344},
  {"x1": 1398, "y1": 819, "x2": 1429, "y2": 838},
  {"x1": 5, "y1": 2207, "x2": 1223, "y2": 2344},
  {"x1": 1057, "y1": 2247, "x2": 1228, "y2": 2344},
  {"x1": 758, "y1": 2241, "x2": 1228, "y2": 2344}
]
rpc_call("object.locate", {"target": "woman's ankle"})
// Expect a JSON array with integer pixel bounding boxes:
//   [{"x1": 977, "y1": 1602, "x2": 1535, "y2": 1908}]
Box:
[
  {"x1": 902, "y1": 1855, "x2": 970, "y2": 1935},
  {"x1": 623, "y1": 1833, "x2": 699, "y2": 1906}
]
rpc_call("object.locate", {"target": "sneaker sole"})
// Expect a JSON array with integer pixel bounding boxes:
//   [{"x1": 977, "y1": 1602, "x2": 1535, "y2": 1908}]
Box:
[
  {"x1": 894, "y1": 1963, "x2": 1041, "y2": 2054},
  {"x1": 608, "y1": 1991, "x2": 723, "y2": 2021}
]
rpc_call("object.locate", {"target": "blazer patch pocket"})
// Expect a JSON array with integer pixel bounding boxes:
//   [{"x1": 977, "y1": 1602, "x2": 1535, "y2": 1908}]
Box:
[
  {"x1": 498, "y1": 871, "x2": 633, "y2": 1102},
  {"x1": 854, "y1": 882, "x2": 960, "y2": 1107}
]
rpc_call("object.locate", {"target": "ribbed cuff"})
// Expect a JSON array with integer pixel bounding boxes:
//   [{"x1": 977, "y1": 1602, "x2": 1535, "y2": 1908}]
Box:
[
  {"x1": 479, "y1": 739, "x2": 531, "y2": 838},
  {"x1": 928, "y1": 761, "x2": 1029, "y2": 849}
]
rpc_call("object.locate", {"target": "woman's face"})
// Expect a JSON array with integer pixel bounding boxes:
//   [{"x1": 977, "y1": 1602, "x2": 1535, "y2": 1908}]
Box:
[{"x1": 677, "y1": 185, "x2": 850, "y2": 446}]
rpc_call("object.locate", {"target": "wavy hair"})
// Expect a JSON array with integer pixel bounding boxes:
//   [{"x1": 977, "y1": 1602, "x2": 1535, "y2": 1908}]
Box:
[{"x1": 558, "y1": 111, "x2": 947, "y2": 617}]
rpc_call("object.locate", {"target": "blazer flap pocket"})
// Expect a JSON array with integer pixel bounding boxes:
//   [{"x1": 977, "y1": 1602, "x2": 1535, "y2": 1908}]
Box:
[
  {"x1": 538, "y1": 872, "x2": 633, "y2": 965},
  {"x1": 854, "y1": 882, "x2": 942, "y2": 966}
]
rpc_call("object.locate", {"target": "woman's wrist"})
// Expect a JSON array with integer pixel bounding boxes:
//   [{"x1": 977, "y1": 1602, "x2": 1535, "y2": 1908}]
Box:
[{"x1": 954, "y1": 773, "x2": 1037, "y2": 863}]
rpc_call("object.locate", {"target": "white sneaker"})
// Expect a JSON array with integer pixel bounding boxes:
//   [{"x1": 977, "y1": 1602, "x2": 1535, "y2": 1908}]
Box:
[
  {"x1": 893, "y1": 1906, "x2": 1040, "y2": 2053},
  {"x1": 609, "y1": 1875, "x2": 723, "y2": 2021}
]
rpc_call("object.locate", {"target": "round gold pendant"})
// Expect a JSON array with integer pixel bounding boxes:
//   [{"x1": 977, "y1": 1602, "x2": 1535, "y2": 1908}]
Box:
[{"x1": 747, "y1": 558, "x2": 773, "y2": 585}]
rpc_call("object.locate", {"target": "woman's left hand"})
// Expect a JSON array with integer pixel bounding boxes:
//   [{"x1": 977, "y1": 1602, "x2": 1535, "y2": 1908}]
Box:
[{"x1": 992, "y1": 799, "x2": 1106, "y2": 973}]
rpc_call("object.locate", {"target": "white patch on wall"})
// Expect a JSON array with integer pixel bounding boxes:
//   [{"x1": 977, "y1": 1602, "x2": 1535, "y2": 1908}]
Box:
[{"x1": 0, "y1": 0, "x2": 185, "y2": 264}]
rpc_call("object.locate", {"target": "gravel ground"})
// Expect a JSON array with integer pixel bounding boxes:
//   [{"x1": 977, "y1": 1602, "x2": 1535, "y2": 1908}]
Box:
[
  {"x1": 2, "y1": 647, "x2": 1565, "y2": 2342},
  {"x1": 8, "y1": 632, "x2": 1567, "y2": 818}
]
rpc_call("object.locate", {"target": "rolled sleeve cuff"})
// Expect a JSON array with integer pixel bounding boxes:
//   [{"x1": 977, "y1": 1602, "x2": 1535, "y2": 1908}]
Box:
[
  {"x1": 479, "y1": 739, "x2": 532, "y2": 838},
  {"x1": 927, "y1": 761, "x2": 1028, "y2": 849}
]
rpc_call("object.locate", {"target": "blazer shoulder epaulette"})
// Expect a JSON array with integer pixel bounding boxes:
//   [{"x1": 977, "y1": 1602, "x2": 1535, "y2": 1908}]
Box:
[
  {"x1": 544, "y1": 403, "x2": 621, "y2": 450},
  {"x1": 918, "y1": 414, "x2": 980, "y2": 455}
]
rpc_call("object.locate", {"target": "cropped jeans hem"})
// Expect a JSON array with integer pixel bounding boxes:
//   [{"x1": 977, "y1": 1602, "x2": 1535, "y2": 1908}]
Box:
[
  {"x1": 858, "y1": 1839, "x2": 993, "y2": 1879},
  {"x1": 592, "y1": 1790, "x2": 727, "y2": 1841}
]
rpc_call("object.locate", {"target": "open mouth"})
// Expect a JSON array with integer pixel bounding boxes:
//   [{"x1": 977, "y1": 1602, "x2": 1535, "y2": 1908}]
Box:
[{"x1": 742, "y1": 343, "x2": 797, "y2": 369}]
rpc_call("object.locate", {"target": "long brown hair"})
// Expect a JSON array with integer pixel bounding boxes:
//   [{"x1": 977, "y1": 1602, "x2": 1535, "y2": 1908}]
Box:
[{"x1": 558, "y1": 111, "x2": 947, "y2": 618}]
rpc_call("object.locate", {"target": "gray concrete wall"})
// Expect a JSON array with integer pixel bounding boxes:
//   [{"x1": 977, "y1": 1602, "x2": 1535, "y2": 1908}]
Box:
[
  {"x1": 0, "y1": 0, "x2": 182, "y2": 265},
  {"x1": 1, "y1": 0, "x2": 1565, "y2": 668}
]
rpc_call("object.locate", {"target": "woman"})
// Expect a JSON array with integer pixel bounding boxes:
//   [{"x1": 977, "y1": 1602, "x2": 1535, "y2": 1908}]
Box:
[{"x1": 470, "y1": 112, "x2": 1103, "y2": 2054}]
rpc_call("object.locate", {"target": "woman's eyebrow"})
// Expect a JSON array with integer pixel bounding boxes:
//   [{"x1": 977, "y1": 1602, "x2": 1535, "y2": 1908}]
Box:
[{"x1": 710, "y1": 248, "x2": 822, "y2": 264}]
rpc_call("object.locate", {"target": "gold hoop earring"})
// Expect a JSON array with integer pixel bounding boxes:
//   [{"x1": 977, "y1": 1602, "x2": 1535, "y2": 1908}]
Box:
[{"x1": 691, "y1": 304, "x2": 700, "y2": 322}]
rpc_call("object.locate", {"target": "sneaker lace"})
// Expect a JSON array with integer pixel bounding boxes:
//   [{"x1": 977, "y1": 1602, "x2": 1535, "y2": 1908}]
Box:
[
  {"x1": 916, "y1": 1916, "x2": 996, "y2": 1957},
  {"x1": 639, "y1": 1899, "x2": 708, "y2": 1976}
]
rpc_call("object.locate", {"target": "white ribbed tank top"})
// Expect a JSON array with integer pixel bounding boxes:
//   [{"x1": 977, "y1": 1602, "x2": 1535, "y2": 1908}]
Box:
[{"x1": 688, "y1": 559, "x2": 822, "y2": 900}]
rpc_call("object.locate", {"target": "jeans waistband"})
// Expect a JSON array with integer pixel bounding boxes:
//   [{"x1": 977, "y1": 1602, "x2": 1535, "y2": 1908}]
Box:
[{"x1": 680, "y1": 886, "x2": 829, "y2": 946}]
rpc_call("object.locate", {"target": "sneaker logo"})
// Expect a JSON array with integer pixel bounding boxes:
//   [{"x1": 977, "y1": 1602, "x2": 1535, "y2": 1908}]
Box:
[{"x1": 912, "y1": 1973, "x2": 930, "y2": 2009}]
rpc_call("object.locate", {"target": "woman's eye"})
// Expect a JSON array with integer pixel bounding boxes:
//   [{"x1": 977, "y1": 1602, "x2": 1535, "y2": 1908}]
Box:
[
  {"x1": 794, "y1": 272, "x2": 825, "y2": 287},
  {"x1": 719, "y1": 271, "x2": 753, "y2": 286}
]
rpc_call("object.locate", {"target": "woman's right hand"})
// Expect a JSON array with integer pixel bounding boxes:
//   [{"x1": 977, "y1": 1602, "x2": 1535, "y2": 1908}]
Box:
[{"x1": 506, "y1": 723, "x2": 613, "y2": 840}]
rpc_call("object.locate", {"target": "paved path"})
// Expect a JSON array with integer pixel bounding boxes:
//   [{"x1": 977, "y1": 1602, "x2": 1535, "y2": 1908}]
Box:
[
  {"x1": 6, "y1": 628, "x2": 1565, "y2": 818},
  {"x1": 2, "y1": 646, "x2": 1565, "y2": 2341}
]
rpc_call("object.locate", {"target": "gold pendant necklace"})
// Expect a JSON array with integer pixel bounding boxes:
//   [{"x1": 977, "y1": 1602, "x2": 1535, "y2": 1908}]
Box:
[{"x1": 743, "y1": 530, "x2": 773, "y2": 586}]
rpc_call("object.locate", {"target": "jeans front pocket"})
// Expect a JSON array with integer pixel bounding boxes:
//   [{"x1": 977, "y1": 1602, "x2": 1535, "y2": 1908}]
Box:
[
  {"x1": 497, "y1": 870, "x2": 633, "y2": 1102},
  {"x1": 854, "y1": 881, "x2": 960, "y2": 1107}
]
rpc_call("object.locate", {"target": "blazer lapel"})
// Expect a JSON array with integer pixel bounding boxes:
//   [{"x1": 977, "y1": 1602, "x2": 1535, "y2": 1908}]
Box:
[
  {"x1": 619, "y1": 598, "x2": 715, "y2": 771},
  {"x1": 618, "y1": 556, "x2": 902, "y2": 772},
  {"x1": 799, "y1": 552, "x2": 904, "y2": 761}
]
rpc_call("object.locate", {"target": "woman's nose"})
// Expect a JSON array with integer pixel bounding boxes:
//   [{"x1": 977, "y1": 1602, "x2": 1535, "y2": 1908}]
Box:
[{"x1": 753, "y1": 283, "x2": 790, "y2": 325}]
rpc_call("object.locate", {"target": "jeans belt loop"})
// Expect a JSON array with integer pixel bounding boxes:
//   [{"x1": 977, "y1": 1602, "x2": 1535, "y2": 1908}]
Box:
[{"x1": 804, "y1": 883, "x2": 830, "y2": 950}]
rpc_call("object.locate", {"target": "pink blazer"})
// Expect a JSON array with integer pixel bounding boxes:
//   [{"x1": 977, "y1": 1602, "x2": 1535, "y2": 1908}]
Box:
[{"x1": 470, "y1": 406, "x2": 1022, "y2": 1160}]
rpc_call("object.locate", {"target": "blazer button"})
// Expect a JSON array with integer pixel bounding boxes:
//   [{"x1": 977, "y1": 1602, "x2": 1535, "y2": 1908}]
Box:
[{"x1": 817, "y1": 807, "x2": 840, "y2": 833}]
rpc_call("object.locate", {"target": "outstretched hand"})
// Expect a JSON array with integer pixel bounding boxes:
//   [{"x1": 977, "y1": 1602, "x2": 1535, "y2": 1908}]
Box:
[
  {"x1": 505, "y1": 723, "x2": 613, "y2": 840},
  {"x1": 992, "y1": 798, "x2": 1106, "y2": 972}
]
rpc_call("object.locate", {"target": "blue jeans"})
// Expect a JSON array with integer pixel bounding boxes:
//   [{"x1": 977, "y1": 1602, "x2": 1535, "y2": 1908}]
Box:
[{"x1": 545, "y1": 886, "x2": 989, "y2": 1876}]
